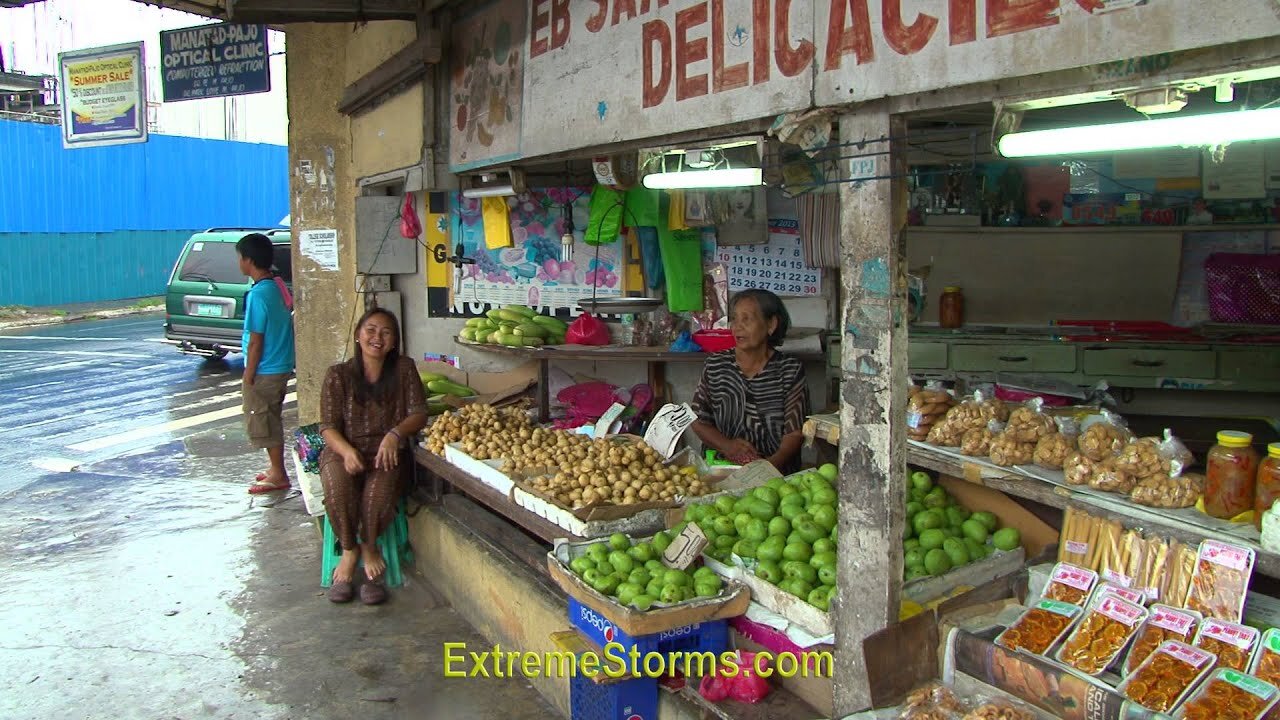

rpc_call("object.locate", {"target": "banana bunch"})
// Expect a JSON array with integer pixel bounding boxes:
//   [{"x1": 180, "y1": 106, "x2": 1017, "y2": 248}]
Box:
[{"x1": 458, "y1": 305, "x2": 567, "y2": 348}]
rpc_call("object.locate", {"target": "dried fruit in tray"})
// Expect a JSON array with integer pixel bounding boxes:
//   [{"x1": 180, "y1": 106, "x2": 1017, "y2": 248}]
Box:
[
  {"x1": 1119, "y1": 640, "x2": 1217, "y2": 714},
  {"x1": 1123, "y1": 604, "x2": 1202, "y2": 676},
  {"x1": 1130, "y1": 472, "x2": 1204, "y2": 509},
  {"x1": 995, "y1": 599, "x2": 1081, "y2": 655},
  {"x1": 960, "y1": 698, "x2": 1036, "y2": 720},
  {"x1": 1185, "y1": 540, "x2": 1256, "y2": 623},
  {"x1": 1055, "y1": 594, "x2": 1148, "y2": 675},
  {"x1": 1043, "y1": 562, "x2": 1097, "y2": 606},
  {"x1": 1250, "y1": 628, "x2": 1280, "y2": 687},
  {"x1": 1177, "y1": 668, "x2": 1280, "y2": 720},
  {"x1": 1064, "y1": 452, "x2": 1103, "y2": 486},
  {"x1": 1194, "y1": 618, "x2": 1260, "y2": 672}
]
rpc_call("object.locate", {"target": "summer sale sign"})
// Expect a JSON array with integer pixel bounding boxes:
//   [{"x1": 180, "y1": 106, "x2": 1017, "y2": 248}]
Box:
[{"x1": 58, "y1": 42, "x2": 148, "y2": 149}]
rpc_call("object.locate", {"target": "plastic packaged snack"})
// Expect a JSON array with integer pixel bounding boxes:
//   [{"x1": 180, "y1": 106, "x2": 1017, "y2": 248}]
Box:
[
  {"x1": 927, "y1": 391, "x2": 1009, "y2": 448},
  {"x1": 1163, "y1": 541, "x2": 1199, "y2": 609},
  {"x1": 1055, "y1": 594, "x2": 1148, "y2": 675},
  {"x1": 1130, "y1": 472, "x2": 1204, "y2": 509},
  {"x1": 1078, "y1": 412, "x2": 1134, "y2": 462},
  {"x1": 1250, "y1": 628, "x2": 1280, "y2": 686},
  {"x1": 1088, "y1": 459, "x2": 1137, "y2": 494},
  {"x1": 1043, "y1": 562, "x2": 1098, "y2": 606},
  {"x1": 1176, "y1": 668, "x2": 1279, "y2": 720},
  {"x1": 1058, "y1": 507, "x2": 1096, "y2": 568},
  {"x1": 960, "y1": 697, "x2": 1036, "y2": 720},
  {"x1": 1033, "y1": 432, "x2": 1076, "y2": 470},
  {"x1": 1063, "y1": 452, "x2": 1103, "y2": 486},
  {"x1": 1114, "y1": 437, "x2": 1169, "y2": 478},
  {"x1": 1193, "y1": 617, "x2": 1260, "y2": 672},
  {"x1": 907, "y1": 382, "x2": 956, "y2": 443},
  {"x1": 1005, "y1": 399, "x2": 1056, "y2": 444},
  {"x1": 989, "y1": 433, "x2": 1035, "y2": 466},
  {"x1": 1185, "y1": 540, "x2": 1256, "y2": 623},
  {"x1": 1090, "y1": 581, "x2": 1146, "y2": 608},
  {"x1": 898, "y1": 682, "x2": 965, "y2": 720},
  {"x1": 1123, "y1": 605, "x2": 1202, "y2": 676},
  {"x1": 995, "y1": 599, "x2": 1081, "y2": 655},
  {"x1": 1119, "y1": 640, "x2": 1217, "y2": 714}
]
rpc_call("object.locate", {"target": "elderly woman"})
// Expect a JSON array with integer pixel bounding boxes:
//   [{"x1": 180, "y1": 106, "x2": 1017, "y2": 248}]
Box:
[
  {"x1": 691, "y1": 289, "x2": 810, "y2": 473},
  {"x1": 320, "y1": 308, "x2": 427, "y2": 605}
]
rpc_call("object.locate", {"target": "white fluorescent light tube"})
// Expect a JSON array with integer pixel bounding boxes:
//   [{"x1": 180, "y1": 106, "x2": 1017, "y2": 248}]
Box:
[
  {"x1": 998, "y1": 107, "x2": 1280, "y2": 158},
  {"x1": 461, "y1": 184, "x2": 516, "y2": 198},
  {"x1": 642, "y1": 167, "x2": 763, "y2": 189}
]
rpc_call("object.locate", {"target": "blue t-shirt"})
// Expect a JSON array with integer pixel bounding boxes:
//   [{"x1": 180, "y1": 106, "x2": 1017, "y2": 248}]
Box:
[{"x1": 243, "y1": 278, "x2": 295, "y2": 374}]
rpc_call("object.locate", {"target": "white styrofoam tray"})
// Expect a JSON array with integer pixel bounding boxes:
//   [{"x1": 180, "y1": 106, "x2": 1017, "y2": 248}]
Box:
[
  {"x1": 511, "y1": 486, "x2": 669, "y2": 540},
  {"x1": 443, "y1": 443, "x2": 515, "y2": 495}
]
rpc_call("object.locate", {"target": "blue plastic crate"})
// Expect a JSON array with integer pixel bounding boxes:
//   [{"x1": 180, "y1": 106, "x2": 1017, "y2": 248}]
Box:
[
  {"x1": 567, "y1": 597, "x2": 729, "y2": 658},
  {"x1": 570, "y1": 672, "x2": 658, "y2": 720}
]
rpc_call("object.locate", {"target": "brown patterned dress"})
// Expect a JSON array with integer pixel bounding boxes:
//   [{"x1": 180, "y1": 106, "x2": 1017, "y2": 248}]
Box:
[{"x1": 319, "y1": 355, "x2": 427, "y2": 551}]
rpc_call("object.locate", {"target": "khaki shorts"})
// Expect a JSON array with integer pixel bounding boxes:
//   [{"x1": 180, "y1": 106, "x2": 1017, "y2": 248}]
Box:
[{"x1": 243, "y1": 373, "x2": 290, "y2": 449}]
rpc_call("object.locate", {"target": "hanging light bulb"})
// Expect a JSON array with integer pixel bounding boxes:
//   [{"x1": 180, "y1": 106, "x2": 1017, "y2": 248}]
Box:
[{"x1": 560, "y1": 201, "x2": 575, "y2": 263}]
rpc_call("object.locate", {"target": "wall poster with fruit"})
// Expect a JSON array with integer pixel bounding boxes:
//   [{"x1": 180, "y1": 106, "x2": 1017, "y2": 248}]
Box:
[
  {"x1": 448, "y1": 0, "x2": 524, "y2": 171},
  {"x1": 450, "y1": 188, "x2": 623, "y2": 314}
]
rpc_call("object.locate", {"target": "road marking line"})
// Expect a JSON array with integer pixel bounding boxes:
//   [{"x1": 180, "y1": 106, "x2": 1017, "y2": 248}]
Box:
[
  {"x1": 67, "y1": 392, "x2": 298, "y2": 452},
  {"x1": 0, "y1": 335, "x2": 129, "y2": 341},
  {"x1": 32, "y1": 457, "x2": 81, "y2": 473},
  {"x1": 5, "y1": 407, "x2": 113, "y2": 432},
  {"x1": 0, "y1": 349, "x2": 149, "y2": 358}
]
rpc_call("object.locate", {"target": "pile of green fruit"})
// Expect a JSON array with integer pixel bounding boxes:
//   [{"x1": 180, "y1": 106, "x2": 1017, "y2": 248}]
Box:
[
  {"x1": 458, "y1": 305, "x2": 567, "y2": 347},
  {"x1": 903, "y1": 470, "x2": 1021, "y2": 581},
  {"x1": 676, "y1": 464, "x2": 839, "y2": 612},
  {"x1": 566, "y1": 532, "x2": 724, "y2": 611},
  {"x1": 418, "y1": 371, "x2": 475, "y2": 416}
]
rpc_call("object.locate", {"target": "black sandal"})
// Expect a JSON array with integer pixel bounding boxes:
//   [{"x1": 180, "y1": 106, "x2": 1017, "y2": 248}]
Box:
[
  {"x1": 359, "y1": 581, "x2": 387, "y2": 605},
  {"x1": 328, "y1": 579, "x2": 354, "y2": 603}
]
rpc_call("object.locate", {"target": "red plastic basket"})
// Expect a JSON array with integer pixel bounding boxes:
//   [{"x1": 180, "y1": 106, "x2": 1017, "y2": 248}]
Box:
[{"x1": 692, "y1": 329, "x2": 736, "y2": 353}]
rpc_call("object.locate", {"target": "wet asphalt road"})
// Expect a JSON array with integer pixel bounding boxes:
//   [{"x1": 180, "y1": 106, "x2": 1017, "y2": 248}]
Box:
[{"x1": 0, "y1": 317, "x2": 559, "y2": 720}]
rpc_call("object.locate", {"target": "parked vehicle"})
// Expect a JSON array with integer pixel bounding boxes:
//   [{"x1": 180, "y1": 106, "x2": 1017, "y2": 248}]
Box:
[{"x1": 163, "y1": 228, "x2": 292, "y2": 359}]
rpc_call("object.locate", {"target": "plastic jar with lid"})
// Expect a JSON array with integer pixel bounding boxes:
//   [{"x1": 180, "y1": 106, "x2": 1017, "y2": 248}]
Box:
[
  {"x1": 1256, "y1": 443, "x2": 1280, "y2": 530},
  {"x1": 1204, "y1": 431, "x2": 1259, "y2": 520},
  {"x1": 939, "y1": 286, "x2": 964, "y2": 328}
]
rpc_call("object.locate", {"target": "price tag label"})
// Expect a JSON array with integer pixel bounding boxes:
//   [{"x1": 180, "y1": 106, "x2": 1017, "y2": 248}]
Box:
[
  {"x1": 1052, "y1": 564, "x2": 1096, "y2": 592},
  {"x1": 1162, "y1": 641, "x2": 1213, "y2": 668},
  {"x1": 1202, "y1": 540, "x2": 1252, "y2": 571},
  {"x1": 1065, "y1": 541, "x2": 1089, "y2": 555},
  {"x1": 1202, "y1": 619, "x2": 1257, "y2": 649},
  {"x1": 662, "y1": 523, "x2": 708, "y2": 570},
  {"x1": 1097, "y1": 596, "x2": 1145, "y2": 627},
  {"x1": 643, "y1": 403, "x2": 697, "y2": 460},
  {"x1": 1150, "y1": 607, "x2": 1196, "y2": 635}
]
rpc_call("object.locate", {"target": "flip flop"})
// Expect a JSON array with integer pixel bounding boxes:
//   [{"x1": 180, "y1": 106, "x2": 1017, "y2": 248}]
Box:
[{"x1": 248, "y1": 477, "x2": 290, "y2": 494}]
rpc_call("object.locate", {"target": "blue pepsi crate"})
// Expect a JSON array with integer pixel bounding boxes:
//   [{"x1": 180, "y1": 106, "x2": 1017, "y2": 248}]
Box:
[
  {"x1": 570, "y1": 672, "x2": 657, "y2": 720},
  {"x1": 568, "y1": 597, "x2": 729, "y2": 657}
]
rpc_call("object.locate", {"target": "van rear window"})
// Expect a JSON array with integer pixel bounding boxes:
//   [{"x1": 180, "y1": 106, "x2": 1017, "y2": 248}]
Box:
[{"x1": 179, "y1": 242, "x2": 246, "y2": 285}]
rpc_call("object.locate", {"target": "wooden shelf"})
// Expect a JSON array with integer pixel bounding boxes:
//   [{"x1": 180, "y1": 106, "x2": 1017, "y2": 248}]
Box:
[
  {"x1": 413, "y1": 445, "x2": 584, "y2": 545},
  {"x1": 804, "y1": 414, "x2": 1280, "y2": 578}
]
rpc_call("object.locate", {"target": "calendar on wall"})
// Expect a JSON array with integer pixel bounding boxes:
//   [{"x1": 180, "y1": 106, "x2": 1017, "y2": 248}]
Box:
[{"x1": 715, "y1": 219, "x2": 822, "y2": 297}]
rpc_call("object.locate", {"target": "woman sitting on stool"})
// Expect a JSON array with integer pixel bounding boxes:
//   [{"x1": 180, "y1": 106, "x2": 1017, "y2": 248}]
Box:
[{"x1": 319, "y1": 308, "x2": 428, "y2": 605}]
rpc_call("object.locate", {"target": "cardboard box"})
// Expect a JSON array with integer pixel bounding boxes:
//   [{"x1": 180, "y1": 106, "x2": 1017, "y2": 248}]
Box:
[
  {"x1": 546, "y1": 535, "x2": 751, "y2": 637},
  {"x1": 701, "y1": 553, "x2": 832, "y2": 637}
]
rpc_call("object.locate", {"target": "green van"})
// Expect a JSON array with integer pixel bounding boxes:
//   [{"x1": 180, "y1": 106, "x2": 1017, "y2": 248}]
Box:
[{"x1": 163, "y1": 228, "x2": 292, "y2": 359}]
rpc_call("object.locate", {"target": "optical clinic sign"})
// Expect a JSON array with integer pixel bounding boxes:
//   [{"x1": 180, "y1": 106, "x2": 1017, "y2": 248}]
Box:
[
  {"x1": 159, "y1": 23, "x2": 270, "y2": 102},
  {"x1": 58, "y1": 42, "x2": 148, "y2": 149}
]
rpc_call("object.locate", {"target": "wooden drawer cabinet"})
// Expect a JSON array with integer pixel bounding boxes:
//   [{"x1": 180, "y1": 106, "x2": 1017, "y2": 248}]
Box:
[
  {"x1": 1081, "y1": 348, "x2": 1215, "y2": 378},
  {"x1": 909, "y1": 342, "x2": 949, "y2": 369},
  {"x1": 950, "y1": 344, "x2": 1076, "y2": 373},
  {"x1": 1217, "y1": 348, "x2": 1280, "y2": 383}
]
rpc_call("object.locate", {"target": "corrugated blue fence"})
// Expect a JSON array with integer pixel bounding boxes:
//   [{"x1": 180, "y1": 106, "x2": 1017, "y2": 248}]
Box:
[{"x1": 0, "y1": 118, "x2": 288, "y2": 306}]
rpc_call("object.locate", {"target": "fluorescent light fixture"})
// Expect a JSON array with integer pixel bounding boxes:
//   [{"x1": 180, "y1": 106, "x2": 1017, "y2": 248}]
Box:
[
  {"x1": 642, "y1": 167, "x2": 762, "y2": 189},
  {"x1": 461, "y1": 184, "x2": 516, "y2": 199},
  {"x1": 998, "y1": 107, "x2": 1280, "y2": 158}
]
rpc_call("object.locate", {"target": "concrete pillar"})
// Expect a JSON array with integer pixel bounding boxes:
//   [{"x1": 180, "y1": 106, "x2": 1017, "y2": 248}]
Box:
[
  {"x1": 285, "y1": 24, "x2": 357, "y2": 424},
  {"x1": 832, "y1": 104, "x2": 910, "y2": 715}
]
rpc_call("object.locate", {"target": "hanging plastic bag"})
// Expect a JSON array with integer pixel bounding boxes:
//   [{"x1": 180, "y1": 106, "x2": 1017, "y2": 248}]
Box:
[
  {"x1": 584, "y1": 186, "x2": 626, "y2": 245},
  {"x1": 669, "y1": 330, "x2": 701, "y2": 353},
  {"x1": 635, "y1": 226, "x2": 665, "y2": 290},
  {"x1": 564, "y1": 313, "x2": 611, "y2": 345},
  {"x1": 400, "y1": 192, "x2": 422, "y2": 239},
  {"x1": 698, "y1": 651, "x2": 772, "y2": 704}
]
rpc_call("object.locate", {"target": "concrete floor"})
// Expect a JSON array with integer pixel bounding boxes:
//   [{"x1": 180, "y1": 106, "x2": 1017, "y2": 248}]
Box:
[{"x1": 0, "y1": 317, "x2": 561, "y2": 720}]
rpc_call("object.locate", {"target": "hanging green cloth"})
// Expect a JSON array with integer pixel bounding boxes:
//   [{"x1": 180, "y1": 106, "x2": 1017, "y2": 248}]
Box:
[
  {"x1": 657, "y1": 192, "x2": 704, "y2": 312},
  {"x1": 584, "y1": 185, "x2": 627, "y2": 245}
]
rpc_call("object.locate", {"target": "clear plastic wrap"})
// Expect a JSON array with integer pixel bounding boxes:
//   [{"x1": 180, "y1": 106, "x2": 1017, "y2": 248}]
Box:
[
  {"x1": 897, "y1": 682, "x2": 966, "y2": 720},
  {"x1": 926, "y1": 390, "x2": 1008, "y2": 447},
  {"x1": 1034, "y1": 433, "x2": 1077, "y2": 470},
  {"x1": 1130, "y1": 472, "x2": 1204, "y2": 509},
  {"x1": 907, "y1": 382, "x2": 956, "y2": 443},
  {"x1": 1077, "y1": 410, "x2": 1134, "y2": 462},
  {"x1": 1042, "y1": 562, "x2": 1097, "y2": 606},
  {"x1": 1055, "y1": 594, "x2": 1148, "y2": 675},
  {"x1": 1089, "y1": 458, "x2": 1137, "y2": 494},
  {"x1": 1004, "y1": 398, "x2": 1056, "y2": 443},
  {"x1": 961, "y1": 419, "x2": 1003, "y2": 457},
  {"x1": 994, "y1": 599, "x2": 1081, "y2": 655},
  {"x1": 1122, "y1": 604, "x2": 1202, "y2": 677},
  {"x1": 1118, "y1": 640, "x2": 1217, "y2": 714},
  {"x1": 1177, "y1": 668, "x2": 1279, "y2": 720},
  {"x1": 1192, "y1": 617, "x2": 1259, "y2": 671},
  {"x1": 1185, "y1": 540, "x2": 1255, "y2": 623},
  {"x1": 989, "y1": 432, "x2": 1035, "y2": 467},
  {"x1": 1063, "y1": 451, "x2": 1102, "y2": 486}
]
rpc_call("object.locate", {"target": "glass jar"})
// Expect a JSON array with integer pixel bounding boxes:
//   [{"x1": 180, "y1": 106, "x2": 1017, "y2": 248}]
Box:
[
  {"x1": 1256, "y1": 443, "x2": 1280, "y2": 530},
  {"x1": 939, "y1": 286, "x2": 964, "y2": 328},
  {"x1": 1205, "y1": 431, "x2": 1259, "y2": 520}
]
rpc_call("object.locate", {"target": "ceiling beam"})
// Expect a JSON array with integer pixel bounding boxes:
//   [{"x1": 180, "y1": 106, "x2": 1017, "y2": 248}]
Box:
[
  {"x1": 225, "y1": 0, "x2": 419, "y2": 22},
  {"x1": 338, "y1": 29, "x2": 442, "y2": 116}
]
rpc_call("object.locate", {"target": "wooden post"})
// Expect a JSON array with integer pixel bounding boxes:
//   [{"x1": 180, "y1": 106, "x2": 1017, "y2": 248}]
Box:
[{"x1": 832, "y1": 103, "x2": 910, "y2": 715}]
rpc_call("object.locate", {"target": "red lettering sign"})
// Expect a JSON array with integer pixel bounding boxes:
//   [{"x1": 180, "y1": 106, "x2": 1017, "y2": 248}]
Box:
[
  {"x1": 613, "y1": 0, "x2": 637, "y2": 25},
  {"x1": 552, "y1": 0, "x2": 571, "y2": 49},
  {"x1": 642, "y1": 19, "x2": 672, "y2": 107},
  {"x1": 586, "y1": 0, "x2": 607, "y2": 32},
  {"x1": 753, "y1": 0, "x2": 771, "y2": 84},
  {"x1": 711, "y1": 0, "x2": 748, "y2": 92},
  {"x1": 883, "y1": 0, "x2": 938, "y2": 55},
  {"x1": 675, "y1": 3, "x2": 709, "y2": 100},
  {"x1": 987, "y1": 0, "x2": 1059, "y2": 39},
  {"x1": 825, "y1": 0, "x2": 874, "y2": 70},
  {"x1": 949, "y1": 0, "x2": 977, "y2": 44},
  {"x1": 530, "y1": 0, "x2": 552, "y2": 57},
  {"x1": 774, "y1": 0, "x2": 814, "y2": 77}
]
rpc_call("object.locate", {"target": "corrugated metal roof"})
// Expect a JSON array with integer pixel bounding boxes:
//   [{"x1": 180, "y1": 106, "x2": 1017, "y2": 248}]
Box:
[{"x1": 0, "y1": 118, "x2": 288, "y2": 233}]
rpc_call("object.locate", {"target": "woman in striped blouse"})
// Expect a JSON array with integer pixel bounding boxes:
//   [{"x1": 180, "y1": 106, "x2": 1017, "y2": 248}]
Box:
[{"x1": 690, "y1": 289, "x2": 810, "y2": 473}]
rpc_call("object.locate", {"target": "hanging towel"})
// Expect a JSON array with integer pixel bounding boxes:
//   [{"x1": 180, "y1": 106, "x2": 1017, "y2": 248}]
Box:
[
  {"x1": 795, "y1": 191, "x2": 841, "y2": 269},
  {"x1": 585, "y1": 185, "x2": 627, "y2": 245},
  {"x1": 658, "y1": 193, "x2": 704, "y2": 312},
  {"x1": 667, "y1": 190, "x2": 689, "y2": 230},
  {"x1": 481, "y1": 196, "x2": 513, "y2": 249}
]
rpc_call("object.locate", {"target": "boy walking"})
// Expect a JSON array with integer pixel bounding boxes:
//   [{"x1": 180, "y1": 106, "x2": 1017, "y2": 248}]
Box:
[{"x1": 237, "y1": 233, "x2": 296, "y2": 494}]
